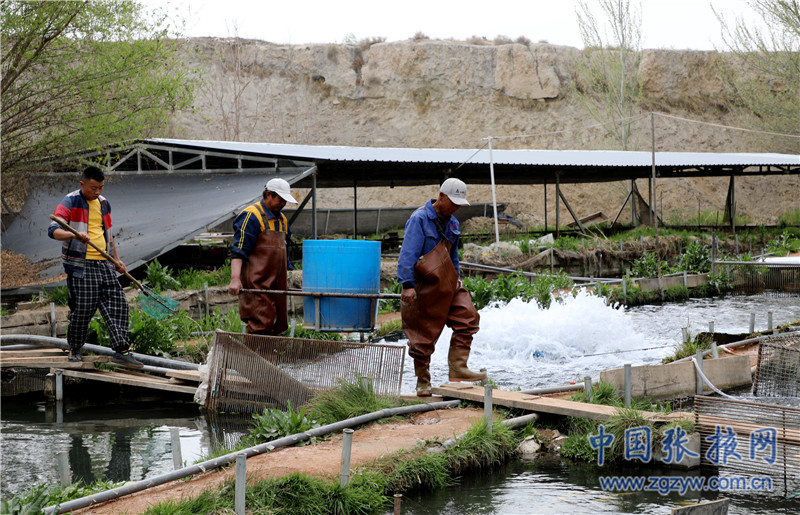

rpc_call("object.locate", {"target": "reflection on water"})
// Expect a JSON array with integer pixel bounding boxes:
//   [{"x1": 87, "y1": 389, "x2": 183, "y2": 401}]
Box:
[
  {"x1": 395, "y1": 457, "x2": 799, "y2": 514},
  {"x1": 0, "y1": 397, "x2": 250, "y2": 498}
]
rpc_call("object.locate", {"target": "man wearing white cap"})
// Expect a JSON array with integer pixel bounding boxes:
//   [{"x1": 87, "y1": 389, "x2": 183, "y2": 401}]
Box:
[
  {"x1": 228, "y1": 178, "x2": 298, "y2": 335},
  {"x1": 397, "y1": 178, "x2": 485, "y2": 397}
]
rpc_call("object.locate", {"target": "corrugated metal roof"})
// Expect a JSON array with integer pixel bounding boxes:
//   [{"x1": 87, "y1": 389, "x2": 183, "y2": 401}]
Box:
[{"x1": 151, "y1": 138, "x2": 799, "y2": 168}]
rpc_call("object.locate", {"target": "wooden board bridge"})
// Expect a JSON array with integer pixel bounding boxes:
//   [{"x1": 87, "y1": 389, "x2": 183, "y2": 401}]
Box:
[
  {"x1": 0, "y1": 347, "x2": 200, "y2": 396},
  {"x1": 432, "y1": 383, "x2": 692, "y2": 423}
]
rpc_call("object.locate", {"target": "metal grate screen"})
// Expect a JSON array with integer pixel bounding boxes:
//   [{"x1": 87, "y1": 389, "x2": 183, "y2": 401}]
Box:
[
  {"x1": 695, "y1": 395, "x2": 800, "y2": 498},
  {"x1": 753, "y1": 334, "x2": 800, "y2": 397},
  {"x1": 718, "y1": 262, "x2": 800, "y2": 296},
  {"x1": 204, "y1": 331, "x2": 405, "y2": 413}
]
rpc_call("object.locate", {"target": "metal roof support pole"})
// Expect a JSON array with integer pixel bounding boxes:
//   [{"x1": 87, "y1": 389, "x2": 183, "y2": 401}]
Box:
[
  {"x1": 650, "y1": 112, "x2": 658, "y2": 228},
  {"x1": 353, "y1": 179, "x2": 358, "y2": 239},
  {"x1": 555, "y1": 172, "x2": 560, "y2": 239},
  {"x1": 137, "y1": 147, "x2": 141, "y2": 173},
  {"x1": 543, "y1": 181, "x2": 548, "y2": 230},
  {"x1": 312, "y1": 172, "x2": 318, "y2": 239},
  {"x1": 557, "y1": 187, "x2": 585, "y2": 234},
  {"x1": 487, "y1": 137, "x2": 501, "y2": 251},
  {"x1": 724, "y1": 175, "x2": 736, "y2": 234}
]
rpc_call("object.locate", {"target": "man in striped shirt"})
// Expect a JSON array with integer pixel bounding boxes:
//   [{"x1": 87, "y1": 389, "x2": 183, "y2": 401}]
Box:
[
  {"x1": 48, "y1": 166, "x2": 143, "y2": 368},
  {"x1": 228, "y1": 178, "x2": 298, "y2": 335}
]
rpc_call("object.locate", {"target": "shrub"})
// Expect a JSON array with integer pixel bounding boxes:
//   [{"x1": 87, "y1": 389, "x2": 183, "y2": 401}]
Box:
[
  {"x1": 143, "y1": 259, "x2": 180, "y2": 292},
  {"x1": 305, "y1": 375, "x2": 403, "y2": 425},
  {"x1": 380, "y1": 278, "x2": 402, "y2": 313},
  {"x1": 778, "y1": 208, "x2": 800, "y2": 228},
  {"x1": 676, "y1": 242, "x2": 711, "y2": 273},
  {"x1": 175, "y1": 260, "x2": 232, "y2": 289},
  {"x1": 128, "y1": 308, "x2": 178, "y2": 357},
  {"x1": 38, "y1": 285, "x2": 69, "y2": 306},
  {"x1": 662, "y1": 333, "x2": 712, "y2": 363},
  {"x1": 242, "y1": 401, "x2": 321, "y2": 447}
]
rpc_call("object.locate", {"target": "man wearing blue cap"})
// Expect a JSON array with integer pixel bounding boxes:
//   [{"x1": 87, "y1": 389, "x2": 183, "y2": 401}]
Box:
[
  {"x1": 397, "y1": 178, "x2": 485, "y2": 397},
  {"x1": 228, "y1": 178, "x2": 298, "y2": 335}
]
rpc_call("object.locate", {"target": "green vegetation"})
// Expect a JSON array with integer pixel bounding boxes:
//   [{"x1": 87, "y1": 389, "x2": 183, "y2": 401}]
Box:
[
  {"x1": 662, "y1": 333, "x2": 713, "y2": 364},
  {"x1": 778, "y1": 208, "x2": 800, "y2": 228},
  {"x1": 716, "y1": 0, "x2": 800, "y2": 152},
  {"x1": 463, "y1": 271, "x2": 574, "y2": 310},
  {"x1": 1, "y1": 1, "x2": 196, "y2": 176},
  {"x1": 1, "y1": 480, "x2": 123, "y2": 515},
  {"x1": 379, "y1": 278, "x2": 402, "y2": 313},
  {"x1": 304, "y1": 375, "x2": 405, "y2": 426},
  {"x1": 88, "y1": 306, "x2": 242, "y2": 362},
  {"x1": 560, "y1": 381, "x2": 683, "y2": 464},
  {"x1": 35, "y1": 285, "x2": 69, "y2": 306},
  {"x1": 243, "y1": 401, "x2": 322, "y2": 447},
  {"x1": 143, "y1": 260, "x2": 181, "y2": 292},
  {"x1": 287, "y1": 323, "x2": 343, "y2": 341},
  {"x1": 372, "y1": 319, "x2": 403, "y2": 340},
  {"x1": 142, "y1": 418, "x2": 518, "y2": 515},
  {"x1": 175, "y1": 260, "x2": 233, "y2": 290}
]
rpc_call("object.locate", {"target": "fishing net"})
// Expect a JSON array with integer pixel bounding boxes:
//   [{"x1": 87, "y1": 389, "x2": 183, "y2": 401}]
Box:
[
  {"x1": 753, "y1": 334, "x2": 800, "y2": 397},
  {"x1": 137, "y1": 287, "x2": 180, "y2": 320},
  {"x1": 203, "y1": 331, "x2": 405, "y2": 413}
]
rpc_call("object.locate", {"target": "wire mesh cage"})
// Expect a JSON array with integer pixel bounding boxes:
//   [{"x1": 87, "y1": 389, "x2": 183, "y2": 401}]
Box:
[
  {"x1": 718, "y1": 262, "x2": 800, "y2": 296},
  {"x1": 753, "y1": 334, "x2": 800, "y2": 397},
  {"x1": 204, "y1": 331, "x2": 405, "y2": 413},
  {"x1": 695, "y1": 395, "x2": 800, "y2": 498}
]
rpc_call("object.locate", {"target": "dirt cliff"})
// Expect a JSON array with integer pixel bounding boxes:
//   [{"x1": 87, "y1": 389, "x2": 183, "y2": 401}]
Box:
[{"x1": 166, "y1": 37, "x2": 799, "y2": 225}]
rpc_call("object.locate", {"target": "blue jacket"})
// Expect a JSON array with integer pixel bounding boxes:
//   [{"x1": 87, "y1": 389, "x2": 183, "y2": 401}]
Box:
[{"x1": 397, "y1": 200, "x2": 461, "y2": 289}]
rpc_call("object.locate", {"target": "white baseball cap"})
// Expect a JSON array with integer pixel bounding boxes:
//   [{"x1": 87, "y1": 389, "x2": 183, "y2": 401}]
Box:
[
  {"x1": 265, "y1": 178, "x2": 298, "y2": 203},
  {"x1": 440, "y1": 178, "x2": 470, "y2": 206}
]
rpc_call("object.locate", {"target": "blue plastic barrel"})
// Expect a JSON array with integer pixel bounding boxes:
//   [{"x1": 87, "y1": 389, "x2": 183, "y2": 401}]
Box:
[{"x1": 302, "y1": 239, "x2": 381, "y2": 331}]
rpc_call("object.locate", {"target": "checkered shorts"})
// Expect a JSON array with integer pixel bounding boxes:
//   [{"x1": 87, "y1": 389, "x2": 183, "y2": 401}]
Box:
[{"x1": 67, "y1": 260, "x2": 130, "y2": 352}]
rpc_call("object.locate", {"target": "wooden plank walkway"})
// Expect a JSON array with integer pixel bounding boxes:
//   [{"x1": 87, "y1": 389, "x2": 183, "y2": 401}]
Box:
[
  {"x1": 0, "y1": 347, "x2": 198, "y2": 396},
  {"x1": 432, "y1": 383, "x2": 691, "y2": 423},
  {"x1": 60, "y1": 369, "x2": 197, "y2": 395}
]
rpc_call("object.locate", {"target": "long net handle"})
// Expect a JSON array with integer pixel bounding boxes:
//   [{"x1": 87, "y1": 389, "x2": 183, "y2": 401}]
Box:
[
  {"x1": 49, "y1": 214, "x2": 145, "y2": 291},
  {"x1": 240, "y1": 288, "x2": 401, "y2": 299}
]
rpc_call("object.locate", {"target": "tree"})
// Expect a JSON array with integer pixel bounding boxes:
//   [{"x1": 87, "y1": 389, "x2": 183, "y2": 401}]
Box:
[
  {"x1": 716, "y1": 0, "x2": 800, "y2": 152},
  {"x1": 1, "y1": 0, "x2": 196, "y2": 179},
  {"x1": 574, "y1": 0, "x2": 646, "y2": 225},
  {"x1": 574, "y1": 0, "x2": 644, "y2": 151}
]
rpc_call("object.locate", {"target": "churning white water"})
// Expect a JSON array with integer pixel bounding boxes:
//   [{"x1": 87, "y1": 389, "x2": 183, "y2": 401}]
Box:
[{"x1": 393, "y1": 291, "x2": 800, "y2": 395}]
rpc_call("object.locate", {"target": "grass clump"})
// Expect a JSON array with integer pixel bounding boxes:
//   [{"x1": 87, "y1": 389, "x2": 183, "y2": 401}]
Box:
[
  {"x1": 144, "y1": 414, "x2": 522, "y2": 515},
  {"x1": 778, "y1": 208, "x2": 800, "y2": 228},
  {"x1": 304, "y1": 375, "x2": 405, "y2": 426},
  {"x1": 462, "y1": 270, "x2": 573, "y2": 310},
  {"x1": 662, "y1": 333, "x2": 712, "y2": 364},
  {"x1": 2, "y1": 480, "x2": 124, "y2": 515},
  {"x1": 243, "y1": 401, "x2": 322, "y2": 447}
]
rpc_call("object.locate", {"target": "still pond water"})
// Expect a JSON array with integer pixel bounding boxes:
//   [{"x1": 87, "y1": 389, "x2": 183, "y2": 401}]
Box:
[{"x1": 2, "y1": 293, "x2": 799, "y2": 513}]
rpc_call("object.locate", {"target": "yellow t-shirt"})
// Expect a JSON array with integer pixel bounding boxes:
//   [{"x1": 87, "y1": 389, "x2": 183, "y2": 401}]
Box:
[{"x1": 85, "y1": 199, "x2": 107, "y2": 260}]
